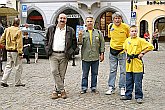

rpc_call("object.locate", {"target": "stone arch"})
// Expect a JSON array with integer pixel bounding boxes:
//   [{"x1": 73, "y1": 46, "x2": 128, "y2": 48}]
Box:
[
  {"x1": 139, "y1": 9, "x2": 165, "y2": 23},
  {"x1": 152, "y1": 15, "x2": 165, "y2": 31},
  {"x1": 93, "y1": 6, "x2": 129, "y2": 24},
  {"x1": 50, "y1": 4, "x2": 85, "y2": 24},
  {"x1": 27, "y1": 5, "x2": 47, "y2": 27}
]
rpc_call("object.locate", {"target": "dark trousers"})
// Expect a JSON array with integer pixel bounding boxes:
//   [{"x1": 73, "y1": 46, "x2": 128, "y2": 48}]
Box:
[
  {"x1": 23, "y1": 46, "x2": 30, "y2": 62},
  {"x1": 125, "y1": 72, "x2": 143, "y2": 99},
  {"x1": 81, "y1": 60, "x2": 99, "y2": 91},
  {"x1": 153, "y1": 39, "x2": 158, "y2": 51}
]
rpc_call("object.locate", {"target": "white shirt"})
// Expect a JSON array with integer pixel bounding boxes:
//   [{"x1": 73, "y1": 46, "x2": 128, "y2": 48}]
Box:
[{"x1": 52, "y1": 26, "x2": 66, "y2": 51}]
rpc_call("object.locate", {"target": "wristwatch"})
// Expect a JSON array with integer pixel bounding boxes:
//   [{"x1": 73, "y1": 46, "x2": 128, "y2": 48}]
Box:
[{"x1": 141, "y1": 52, "x2": 145, "y2": 55}]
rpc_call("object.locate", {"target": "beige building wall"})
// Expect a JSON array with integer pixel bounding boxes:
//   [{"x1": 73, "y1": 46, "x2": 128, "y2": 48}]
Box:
[{"x1": 134, "y1": 4, "x2": 165, "y2": 42}]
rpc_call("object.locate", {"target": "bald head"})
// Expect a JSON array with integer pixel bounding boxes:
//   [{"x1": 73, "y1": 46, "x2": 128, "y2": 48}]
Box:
[{"x1": 13, "y1": 18, "x2": 20, "y2": 26}]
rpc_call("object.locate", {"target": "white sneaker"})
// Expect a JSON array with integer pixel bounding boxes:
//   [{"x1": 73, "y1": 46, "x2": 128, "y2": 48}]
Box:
[
  {"x1": 105, "y1": 87, "x2": 114, "y2": 95},
  {"x1": 120, "y1": 88, "x2": 125, "y2": 96}
]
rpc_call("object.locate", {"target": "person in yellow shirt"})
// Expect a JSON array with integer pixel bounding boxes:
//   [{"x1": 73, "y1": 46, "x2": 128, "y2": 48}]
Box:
[
  {"x1": 105, "y1": 12, "x2": 129, "y2": 96},
  {"x1": 121, "y1": 25, "x2": 154, "y2": 104}
]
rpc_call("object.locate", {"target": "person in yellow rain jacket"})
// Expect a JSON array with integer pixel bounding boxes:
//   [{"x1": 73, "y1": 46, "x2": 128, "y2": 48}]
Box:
[{"x1": 121, "y1": 25, "x2": 154, "y2": 104}]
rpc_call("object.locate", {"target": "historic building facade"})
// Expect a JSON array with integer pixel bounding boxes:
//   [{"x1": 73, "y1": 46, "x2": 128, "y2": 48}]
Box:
[
  {"x1": 133, "y1": 1, "x2": 165, "y2": 41},
  {"x1": 0, "y1": 0, "x2": 20, "y2": 27},
  {"x1": 20, "y1": 0, "x2": 131, "y2": 39}
]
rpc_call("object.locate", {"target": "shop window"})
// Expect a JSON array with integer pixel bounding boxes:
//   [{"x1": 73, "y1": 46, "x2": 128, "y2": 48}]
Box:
[{"x1": 100, "y1": 11, "x2": 112, "y2": 37}]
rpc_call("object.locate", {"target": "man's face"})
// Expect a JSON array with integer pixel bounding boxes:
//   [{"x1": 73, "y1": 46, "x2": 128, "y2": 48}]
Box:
[
  {"x1": 58, "y1": 14, "x2": 67, "y2": 25},
  {"x1": 86, "y1": 18, "x2": 94, "y2": 28},
  {"x1": 130, "y1": 27, "x2": 138, "y2": 38},
  {"x1": 113, "y1": 16, "x2": 122, "y2": 26}
]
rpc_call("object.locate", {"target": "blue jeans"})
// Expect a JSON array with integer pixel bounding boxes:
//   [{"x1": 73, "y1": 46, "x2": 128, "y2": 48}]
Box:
[
  {"x1": 108, "y1": 52, "x2": 126, "y2": 89},
  {"x1": 81, "y1": 60, "x2": 99, "y2": 91},
  {"x1": 125, "y1": 72, "x2": 143, "y2": 99}
]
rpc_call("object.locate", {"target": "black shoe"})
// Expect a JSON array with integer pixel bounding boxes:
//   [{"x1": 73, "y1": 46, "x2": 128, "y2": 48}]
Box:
[
  {"x1": 91, "y1": 89, "x2": 99, "y2": 94},
  {"x1": 1, "y1": 82, "x2": 9, "y2": 87},
  {"x1": 27, "y1": 61, "x2": 30, "y2": 64},
  {"x1": 15, "y1": 83, "x2": 25, "y2": 87},
  {"x1": 80, "y1": 90, "x2": 87, "y2": 94},
  {"x1": 120, "y1": 96, "x2": 132, "y2": 100}
]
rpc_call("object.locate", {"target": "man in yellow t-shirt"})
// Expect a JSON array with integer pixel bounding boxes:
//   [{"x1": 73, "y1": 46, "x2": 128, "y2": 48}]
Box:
[
  {"x1": 105, "y1": 12, "x2": 129, "y2": 96},
  {"x1": 121, "y1": 25, "x2": 154, "y2": 104}
]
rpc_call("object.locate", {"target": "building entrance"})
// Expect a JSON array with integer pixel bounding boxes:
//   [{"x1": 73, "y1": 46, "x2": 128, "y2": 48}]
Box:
[
  {"x1": 27, "y1": 10, "x2": 44, "y2": 30},
  {"x1": 62, "y1": 9, "x2": 84, "y2": 32},
  {"x1": 154, "y1": 17, "x2": 165, "y2": 41},
  {"x1": 95, "y1": 11, "x2": 114, "y2": 42},
  {"x1": 140, "y1": 20, "x2": 148, "y2": 38}
]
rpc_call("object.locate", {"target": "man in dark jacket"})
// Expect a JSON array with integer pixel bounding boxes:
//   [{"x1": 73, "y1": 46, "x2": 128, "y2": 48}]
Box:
[{"x1": 44, "y1": 13, "x2": 77, "y2": 99}]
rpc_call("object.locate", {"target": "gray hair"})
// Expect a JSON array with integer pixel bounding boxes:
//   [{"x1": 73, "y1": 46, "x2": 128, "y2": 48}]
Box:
[{"x1": 112, "y1": 12, "x2": 122, "y2": 20}]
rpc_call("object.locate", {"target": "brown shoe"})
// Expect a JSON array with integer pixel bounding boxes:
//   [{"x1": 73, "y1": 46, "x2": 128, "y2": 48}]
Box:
[
  {"x1": 61, "y1": 90, "x2": 67, "y2": 99},
  {"x1": 51, "y1": 91, "x2": 59, "y2": 99}
]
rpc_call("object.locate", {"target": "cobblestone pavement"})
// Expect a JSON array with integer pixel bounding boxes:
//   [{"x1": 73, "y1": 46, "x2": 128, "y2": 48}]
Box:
[{"x1": 0, "y1": 43, "x2": 165, "y2": 110}]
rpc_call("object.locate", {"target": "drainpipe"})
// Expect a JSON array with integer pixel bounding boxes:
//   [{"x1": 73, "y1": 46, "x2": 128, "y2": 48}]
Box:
[{"x1": 131, "y1": 0, "x2": 133, "y2": 11}]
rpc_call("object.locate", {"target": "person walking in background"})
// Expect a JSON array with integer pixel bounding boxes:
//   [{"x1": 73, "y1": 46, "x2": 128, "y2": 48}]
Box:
[
  {"x1": 78, "y1": 17, "x2": 105, "y2": 94},
  {"x1": 121, "y1": 25, "x2": 154, "y2": 104},
  {"x1": 23, "y1": 32, "x2": 32, "y2": 64},
  {"x1": 152, "y1": 29, "x2": 159, "y2": 51},
  {"x1": 0, "y1": 21, "x2": 4, "y2": 36},
  {"x1": 0, "y1": 21, "x2": 4, "y2": 76},
  {"x1": 0, "y1": 18, "x2": 25, "y2": 87},
  {"x1": 144, "y1": 30, "x2": 150, "y2": 42},
  {"x1": 105, "y1": 12, "x2": 129, "y2": 96},
  {"x1": 45, "y1": 13, "x2": 77, "y2": 99}
]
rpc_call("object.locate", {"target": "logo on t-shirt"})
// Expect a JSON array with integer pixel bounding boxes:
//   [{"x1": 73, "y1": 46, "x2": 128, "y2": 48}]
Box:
[{"x1": 110, "y1": 28, "x2": 114, "y2": 31}]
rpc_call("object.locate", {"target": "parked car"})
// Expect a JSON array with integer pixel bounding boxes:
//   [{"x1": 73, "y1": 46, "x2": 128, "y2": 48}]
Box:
[
  {"x1": 21, "y1": 30, "x2": 47, "y2": 58},
  {"x1": 20, "y1": 24, "x2": 42, "y2": 31}
]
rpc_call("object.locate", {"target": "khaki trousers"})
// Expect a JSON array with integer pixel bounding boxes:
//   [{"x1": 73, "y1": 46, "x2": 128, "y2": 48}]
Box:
[
  {"x1": 49, "y1": 52, "x2": 68, "y2": 91},
  {"x1": 1, "y1": 52, "x2": 23, "y2": 85}
]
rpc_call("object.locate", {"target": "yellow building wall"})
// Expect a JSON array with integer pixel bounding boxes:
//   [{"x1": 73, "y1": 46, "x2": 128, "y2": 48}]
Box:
[{"x1": 134, "y1": 5, "x2": 165, "y2": 43}]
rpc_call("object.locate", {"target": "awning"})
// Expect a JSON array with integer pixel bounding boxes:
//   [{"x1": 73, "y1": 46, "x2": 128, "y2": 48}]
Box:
[{"x1": 0, "y1": 7, "x2": 19, "y2": 16}]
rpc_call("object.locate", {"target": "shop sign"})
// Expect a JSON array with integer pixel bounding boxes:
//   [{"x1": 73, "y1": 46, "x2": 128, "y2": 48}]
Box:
[
  {"x1": 147, "y1": 1, "x2": 165, "y2": 5},
  {"x1": 67, "y1": 14, "x2": 80, "y2": 18}
]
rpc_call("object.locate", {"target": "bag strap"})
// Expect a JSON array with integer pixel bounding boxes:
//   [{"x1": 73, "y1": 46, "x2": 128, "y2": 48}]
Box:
[{"x1": 109, "y1": 23, "x2": 113, "y2": 30}]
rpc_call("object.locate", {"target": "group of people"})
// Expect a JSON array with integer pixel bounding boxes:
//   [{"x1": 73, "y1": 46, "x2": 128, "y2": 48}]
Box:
[
  {"x1": 144, "y1": 29, "x2": 159, "y2": 51},
  {"x1": 0, "y1": 12, "x2": 155, "y2": 104}
]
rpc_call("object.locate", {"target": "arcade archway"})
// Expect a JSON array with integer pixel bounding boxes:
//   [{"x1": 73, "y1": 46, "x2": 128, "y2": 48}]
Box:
[
  {"x1": 27, "y1": 10, "x2": 44, "y2": 30},
  {"x1": 154, "y1": 17, "x2": 165, "y2": 41},
  {"x1": 140, "y1": 20, "x2": 148, "y2": 38},
  {"x1": 95, "y1": 11, "x2": 115, "y2": 41},
  {"x1": 62, "y1": 9, "x2": 84, "y2": 32}
]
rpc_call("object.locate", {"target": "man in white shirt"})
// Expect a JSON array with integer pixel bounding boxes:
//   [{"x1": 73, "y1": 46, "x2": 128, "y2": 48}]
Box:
[{"x1": 45, "y1": 13, "x2": 77, "y2": 99}]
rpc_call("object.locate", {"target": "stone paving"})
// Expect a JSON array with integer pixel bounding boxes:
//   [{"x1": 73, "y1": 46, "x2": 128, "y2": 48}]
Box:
[{"x1": 0, "y1": 42, "x2": 165, "y2": 110}]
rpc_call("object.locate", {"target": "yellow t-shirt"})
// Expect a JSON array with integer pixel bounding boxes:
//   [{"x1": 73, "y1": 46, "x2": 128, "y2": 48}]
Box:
[
  {"x1": 88, "y1": 30, "x2": 92, "y2": 45},
  {"x1": 109, "y1": 23, "x2": 129, "y2": 50},
  {"x1": 123, "y1": 37, "x2": 154, "y2": 72}
]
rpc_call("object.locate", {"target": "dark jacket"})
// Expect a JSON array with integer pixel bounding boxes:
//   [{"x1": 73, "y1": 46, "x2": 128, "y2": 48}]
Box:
[
  {"x1": 0, "y1": 26, "x2": 4, "y2": 36},
  {"x1": 23, "y1": 37, "x2": 33, "y2": 55},
  {"x1": 44, "y1": 24, "x2": 77, "y2": 59}
]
